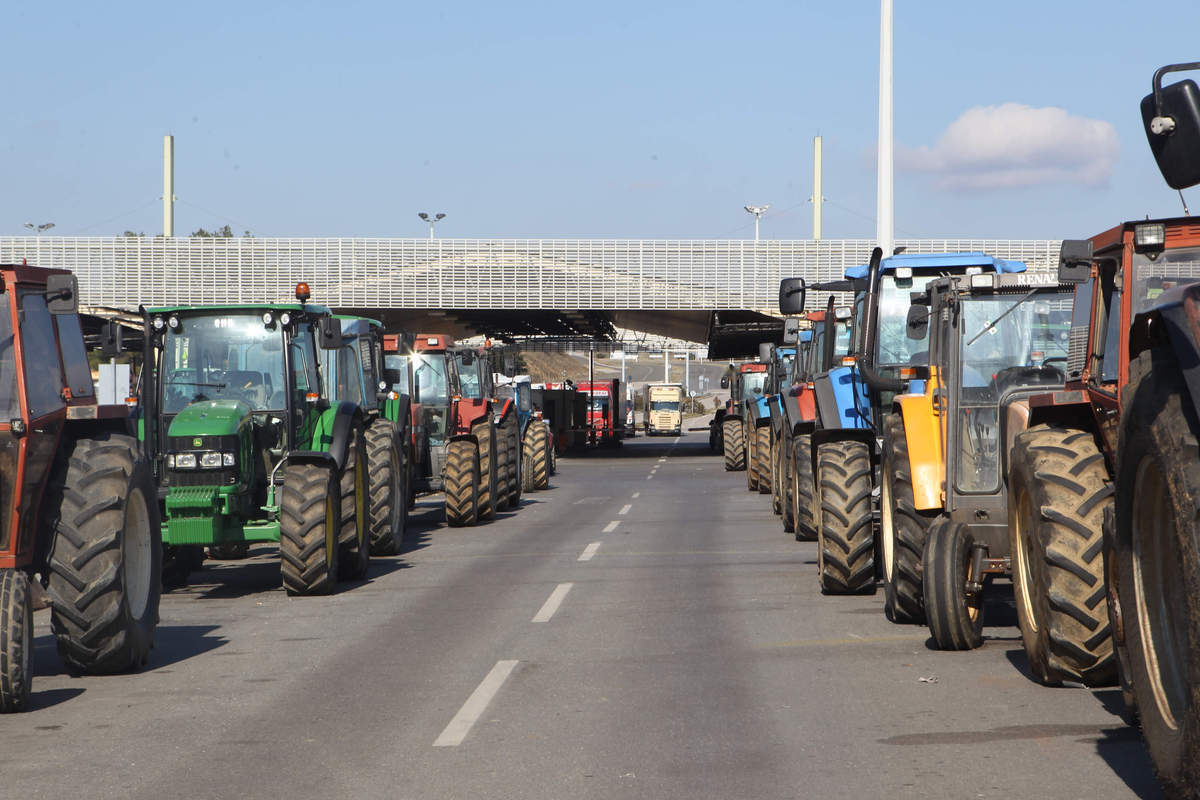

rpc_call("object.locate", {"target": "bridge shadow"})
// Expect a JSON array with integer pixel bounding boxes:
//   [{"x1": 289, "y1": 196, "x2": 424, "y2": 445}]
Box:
[{"x1": 564, "y1": 437, "x2": 718, "y2": 459}]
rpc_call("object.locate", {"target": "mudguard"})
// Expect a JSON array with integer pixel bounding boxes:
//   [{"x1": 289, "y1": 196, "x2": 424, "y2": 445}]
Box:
[
  {"x1": 895, "y1": 388, "x2": 943, "y2": 511},
  {"x1": 325, "y1": 401, "x2": 363, "y2": 472},
  {"x1": 1129, "y1": 283, "x2": 1200, "y2": 426},
  {"x1": 768, "y1": 396, "x2": 784, "y2": 436},
  {"x1": 813, "y1": 366, "x2": 871, "y2": 431},
  {"x1": 750, "y1": 395, "x2": 772, "y2": 428}
]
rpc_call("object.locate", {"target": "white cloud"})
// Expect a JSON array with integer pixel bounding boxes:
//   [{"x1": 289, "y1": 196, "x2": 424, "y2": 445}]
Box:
[{"x1": 897, "y1": 103, "x2": 1119, "y2": 190}]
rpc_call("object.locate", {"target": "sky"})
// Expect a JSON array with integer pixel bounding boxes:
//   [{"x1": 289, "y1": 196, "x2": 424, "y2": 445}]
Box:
[{"x1": 5, "y1": 0, "x2": 1199, "y2": 241}]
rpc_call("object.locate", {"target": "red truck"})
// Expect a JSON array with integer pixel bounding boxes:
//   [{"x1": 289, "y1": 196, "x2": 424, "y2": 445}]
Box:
[{"x1": 576, "y1": 379, "x2": 625, "y2": 447}]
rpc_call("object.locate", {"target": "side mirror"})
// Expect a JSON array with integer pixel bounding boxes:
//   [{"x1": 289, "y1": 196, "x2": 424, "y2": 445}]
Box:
[
  {"x1": 1058, "y1": 239, "x2": 1094, "y2": 284},
  {"x1": 1142, "y1": 68, "x2": 1200, "y2": 190},
  {"x1": 758, "y1": 342, "x2": 773, "y2": 362},
  {"x1": 720, "y1": 376, "x2": 729, "y2": 389},
  {"x1": 100, "y1": 320, "x2": 123, "y2": 357},
  {"x1": 782, "y1": 318, "x2": 800, "y2": 345},
  {"x1": 383, "y1": 368, "x2": 403, "y2": 388},
  {"x1": 459, "y1": 349, "x2": 475, "y2": 367},
  {"x1": 46, "y1": 274, "x2": 78, "y2": 314},
  {"x1": 779, "y1": 277, "x2": 807, "y2": 314},
  {"x1": 834, "y1": 306, "x2": 853, "y2": 321},
  {"x1": 906, "y1": 305, "x2": 929, "y2": 340},
  {"x1": 318, "y1": 317, "x2": 343, "y2": 349}
]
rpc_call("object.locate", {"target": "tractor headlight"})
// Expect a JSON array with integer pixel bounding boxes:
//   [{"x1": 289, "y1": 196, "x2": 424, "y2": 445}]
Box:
[
  {"x1": 222, "y1": 452, "x2": 236, "y2": 467},
  {"x1": 152, "y1": 316, "x2": 166, "y2": 331},
  {"x1": 199, "y1": 452, "x2": 223, "y2": 469},
  {"x1": 174, "y1": 453, "x2": 197, "y2": 469},
  {"x1": 168, "y1": 314, "x2": 181, "y2": 331}
]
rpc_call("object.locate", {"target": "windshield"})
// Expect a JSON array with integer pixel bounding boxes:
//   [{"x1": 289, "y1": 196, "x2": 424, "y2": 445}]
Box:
[
  {"x1": 455, "y1": 355, "x2": 483, "y2": 399},
  {"x1": 0, "y1": 301, "x2": 15, "y2": 421},
  {"x1": 412, "y1": 352, "x2": 449, "y2": 405},
  {"x1": 741, "y1": 372, "x2": 767, "y2": 400},
  {"x1": 1132, "y1": 246, "x2": 1200, "y2": 312},
  {"x1": 876, "y1": 274, "x2": 938, "y2": 366},
  {"x1": 589, "y1": 396, "x2": 609, "y2": 412},
  {"x1": 651, "y1": 400, "x2": 680, "y2": 412},
  {"x1": 384, "y1": 353, "x2": 411, "y2": 396},
  {"x1": 161, "y1": 312, "x2": 287, "y2": 413}
]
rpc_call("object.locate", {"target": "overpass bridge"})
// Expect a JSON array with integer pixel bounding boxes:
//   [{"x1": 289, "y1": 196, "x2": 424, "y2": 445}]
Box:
[{"x1": 0, "y1": 236, "x2": 1060, "y2": 355}]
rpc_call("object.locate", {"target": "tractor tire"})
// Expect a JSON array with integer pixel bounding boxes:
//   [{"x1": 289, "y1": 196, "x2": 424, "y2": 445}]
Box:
[
  {"x1": 1102, "y1": 504, "x2": 1138, "y2": 726},
  {"x1": 338, "y1": 422, "x2": 370, "y2": 581},
  {"x1": 493, "y1": 421, "x2": 511, "y2": 513},
  {"x1": 500, "y1": 414, "x2": 521, "y2": 509},
  {"x1": 46, "y1": 433, "x2": 162, "y2": 673},
  {"x1": 525, "y1": 421, "x2": 549, "y2": 492},
  {"x1": 792, "y1": 434, "x2": 815, "y2": 541},
  {"x1": 0, "y1": 569, "x2": 33, "y2": 713},
  {"x1": 722, "y1": 419, "x2": 745, "y2": 471},
  {"x1": 1112, "y1": 346, "x2": 1200, "y2": 795},
  {"x1": 780, "y1": 436, "x2": 796, "y2": 534},
  {"x1": 547, "y1": 430, "x2": 558, "y2": 476},
  {"x1": 279, "y1": 462, "x2": 340, "y2": 596},
  {"x1": 162, "y1": 545, "x2": 205, "y2": 589},
  {"x1": 923, "y1": 519, "x2": 984, "y2": 651},
  {"x1": 521, "y1": 427, "x2": 537, "y2": 493},
  {"x1": 471, "y1": 419, "x2": 498, "y2": 520},
  {"x1": 207, "y1": 543, "x2": 250, "y2": 560},
  {"x1": 366, "y1": 418, "x2": 407, "y2": 556},
  {"x1": 770, "y1": 435, "x2": 783, "y2": 514},
  {"x1": 755, "y1": 427, "x2": 772, "y2": 495},
  {"x1": 815, "y1": 440, "x2": 876, "y2": 594},
  {"x1": 1008, "y1": 424, "x2": 1115, "y2": 686},
  {"x1": 444, "y1": 439, "x2": 480, "y2": 527},
  {"x1": 881, "y1": 413, "x2": 932, "y2": 624}
]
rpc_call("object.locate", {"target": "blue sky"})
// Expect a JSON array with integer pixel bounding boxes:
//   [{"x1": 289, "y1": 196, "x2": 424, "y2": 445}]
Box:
[{"x1": 5, "y1": 1, "x2": 1199, "y2": 240}]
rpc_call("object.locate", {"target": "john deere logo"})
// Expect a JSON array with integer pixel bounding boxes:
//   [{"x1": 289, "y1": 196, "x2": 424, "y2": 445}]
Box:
[{"x1": 192, "y1": 438, "x2": 203, "y2": 448}]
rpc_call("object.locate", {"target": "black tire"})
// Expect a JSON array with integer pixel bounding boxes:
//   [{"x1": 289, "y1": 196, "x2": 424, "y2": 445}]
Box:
[
  {"x1": 1008, "y1": 424, "x2": 1115, "y2": 686},
  {"x1": 501, "y1": 414, "x2": 521, "y2": 509},
  {"x1": 521, "y1": 424, "x2": 537, "y2": 494},
  {"x1": 279, "y1": 462, "x2": 339, "y2": 596},
  {"x1": 47, "y1": 433, "x2": 162, "y2": 673},
  {"x1": 755, "y1": 426, "x2": 771, "y2": 495},
  {"x1": 923, "y1": 519, "x2": 984, "y2": 651},
  {"x1": 0, "y1": 569, "x2": 33, "y2": 713},
  {"x1": 722, "y1": 418, "x2": 745, "y2": 471},
  {"x1": 1113, "y1": 346, "x2": 1200, "y2": 795},
  {"x1": 207, "y1": 543, "x2": 249, "y2": 560},
  {"x1": 528, "y1": 421, "x2": 550, "y2": 490},
  {"x1": 366, "y1": 418, "x2": 407, "y2": 556},
  {"x1": 1102, "y1": 503, "x2": 1138, "y2": 725},
  {"x1": 547, "y1": 434, "x2": 557, "y2": 476},
  {"x1": 471, "y1": 419, "x2": 498, "y2": 520},
  {"x1": 444, "y1": 439, "x2": 480, "y2": 527},
  {"x1": 792, "y1": 434, "x2": 815, "y2": 541},
  {"x1": 339, "y1": 423, "x2": 370, "y2": 581},
  {"x1": 881, "y1": 413, "x2": 933, "y2": 624},
  {"x1": 780, "y1": 434, "x2": 795, "y2": 534},
  {"x1": 770, "y1": 434, "x2": 783, "y2": 514},
  {"x1": 815, "y1": 440, "x2": 876, "y2": 594}
]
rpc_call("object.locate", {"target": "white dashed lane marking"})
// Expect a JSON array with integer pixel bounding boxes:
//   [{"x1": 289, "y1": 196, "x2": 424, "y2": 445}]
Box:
[
  {"x1": 433, "y1": 660, "x2": 520, "y2": 747},
  {"x1": 578, "y1": 542, "x2": 601, "y2": 561},
  {"x1": 602, "y1": 521, "x2": 620, "y2": 533},
  {"x1": 531, "y1": 583, "x2": 573, "y2": 623}
]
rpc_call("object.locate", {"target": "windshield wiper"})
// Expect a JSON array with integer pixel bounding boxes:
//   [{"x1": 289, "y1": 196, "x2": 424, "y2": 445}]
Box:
[
  {"x1": 168, "y1": 380, "x2": 228, "y2": 389},
  {"x1": 966, "y1": 288, "x2": 1040, "y2": 347}
]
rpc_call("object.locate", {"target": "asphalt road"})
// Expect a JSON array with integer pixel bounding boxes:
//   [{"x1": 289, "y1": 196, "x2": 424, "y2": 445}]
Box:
[{"x1": 4, "y1": 429, "x2": 1159, "y2": 799}]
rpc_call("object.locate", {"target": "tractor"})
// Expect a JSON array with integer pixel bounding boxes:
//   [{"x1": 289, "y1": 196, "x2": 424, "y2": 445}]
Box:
[
  {"x1": 321, "y1": 317, "x2": 412, "y2": 556},
  {"x1": 141, "y1": 283, "x2": 370, "y2": 596},
  {"x1": 764, "y1": 343, "x2": 798, "y2": 519},
  {"x1": 0, "y1": 265, "x2": 162, "y2": 712},
  {"x1": 781, "y1": 250, "x2": 1029, "y2": 595},
  {"x1": 453, "y1": 344, "x2": 521, "y2": 515},
  {"x1": 882, "y1": 272, "x2": 1073, "y2": 650},
  {"x1": 718, "y1": 361, "x2": 769, "y2": 474},
  {"x1": 496, "y1": 374, "x2": 553, "y2": 493}
]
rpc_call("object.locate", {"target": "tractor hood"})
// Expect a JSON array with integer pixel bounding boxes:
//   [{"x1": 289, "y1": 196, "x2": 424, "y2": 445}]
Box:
[{"x1": 168, "y1": 400, "x2": 252, "y2": 437}]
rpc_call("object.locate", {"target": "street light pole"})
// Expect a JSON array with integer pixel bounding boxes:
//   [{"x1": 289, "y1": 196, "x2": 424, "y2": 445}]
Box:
[
  {"x1": 417, "y1": 212, "x2": 447, "y2": 240},
  {"x1": 23, "y1": 222, "x2": 55, "y2": 236},
  {"x1": 743, "y1": 205, "x2": 769, "y2": 242}
]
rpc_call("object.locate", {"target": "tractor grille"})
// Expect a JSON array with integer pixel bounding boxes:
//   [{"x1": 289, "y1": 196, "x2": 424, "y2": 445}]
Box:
[{"x1": 164, "y1": 434, "x2": 239, "y2": 487}]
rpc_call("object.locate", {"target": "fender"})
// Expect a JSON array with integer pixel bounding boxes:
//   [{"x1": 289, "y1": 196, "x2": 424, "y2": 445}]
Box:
[
  {"x1": 1130, "y1": 283, "x2": 1200, "y2": 426},
  {"x1": 895, "y1": 386, "x2": 943, "y2": 512},
  {"x1": 768, "y1": 396, "x2": 784, "y2": 436},
  {"x1": 325, "y1": 401, "x2": 363, "y2": 472},
  {"x1": 813, "y1": 366, "x2": 870, "y2": 430}
]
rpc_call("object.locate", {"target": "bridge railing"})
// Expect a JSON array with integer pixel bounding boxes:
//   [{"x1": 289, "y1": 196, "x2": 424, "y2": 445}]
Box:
[{"x1": 0, "y1": 237, "x2": 1060, "y2": 312}]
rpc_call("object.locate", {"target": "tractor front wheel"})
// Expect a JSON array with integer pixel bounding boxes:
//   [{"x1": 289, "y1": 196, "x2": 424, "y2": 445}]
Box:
[
  {"x1": 792, "y1": 435, "x2": 815, "y2": 541},
  {"x1": 922, "y1": 519, "x2": 984, "y2": 651},
  {"x1": 366, "y1": 419, "x2": 407, "y2": 556},
  {"x1": 471, "y1": 420, "x2": 498, "y2": 520},
  {"x1": 755, "y1": 427, "x2": 771, "y2": 495},
  {"x1": 279, "y1": 462, "x2": 340, "y2": 596},
  {"x1": 0, "y1": 569, "x2": 33, "y2": 712},
  {"x1": 882, "y1": 413, "x2": 931, "y2": 624},
  {"x1": 722, "y1": 419, "x2": 745, "y2": 471},
  {"x1": 815, "y1": 441, "x2": 875, "y2": 594},
  {"x1": 444, "y1": 440, "x2": 480, "y2": 527},
  {"x1": 47, "y1": 433, "x2": 162, "y2": 673},
  {"x1": 339, "y1": 422, "x2": 370, "y2": 581}
]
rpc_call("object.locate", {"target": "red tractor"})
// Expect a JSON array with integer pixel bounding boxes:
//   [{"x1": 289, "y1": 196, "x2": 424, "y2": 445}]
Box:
[{"x1": 0, "y1": 264, "x2": 161, "y2": 712}]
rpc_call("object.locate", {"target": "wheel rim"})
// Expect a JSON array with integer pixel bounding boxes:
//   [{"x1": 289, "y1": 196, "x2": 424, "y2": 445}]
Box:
[
  {"x1": 881, "y1": 459, "x2": 896, "y2": 583},
  {"x1": 1012, "y1": 484, "x2": 1038, "y2": 634},
  {"x1": 1132, "y1": 456, "x2": 1187, "y2": 731},
  {"x1": 122, "y1": 487, "x2": 152, "y2": 620}
]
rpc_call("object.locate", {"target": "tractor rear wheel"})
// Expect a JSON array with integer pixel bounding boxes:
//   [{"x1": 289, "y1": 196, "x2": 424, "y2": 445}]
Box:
[
  {"x1": 444, "y1": 439, "x2": 480, "y2": 527},
  {"x1": 722, "y1": 419, "x2": 745, "y2": 471},
  {"x1": 792, "y1": 434, "x2": 815, "y2": 541},
  {"x1": 1113, "y1": 347, "x2": 1200, "y2": 795},
  {"x1": 816, "y1": 440, "x2": 875, "y2": 594},
  {"x1": 279, "y1": 462, "x2": 339, "y2": 595},
  {"x1": 500, "y1": 414, "x2": 521, "y2": 509},
  {"x1": 47, "y1": 433, "x2": 161, "y2": 673},
  {"x1": 365, "y1": 418, "x2": 407, "y2": 556},
  {"x1": 471, "y1": 419, "x2": 498, "y2": 520},
  {"x1": 338, "y1": 422, "x2": 370, "y2": 581},
  {"x1": 923, "y1": 519, "x2": 984, "y2": 651},
  {"x1": 780, "y1": 436, "x2": 795, "y2": 534},
  {"x1": 755, "y1": 427, "x2": 771, "y2": 495},
  {"x1": 0, "y1": 569, "x2": 33, "y2": 713},
  {"x1": 1008, "y1": 424, "x2": 1115, "y2": 686},
  {"x1": 525, "y1": 421, "x2": 549, "y2": 491},
  {"x1": 882, "y1": 413, "x2": 932, "y2": 624}
]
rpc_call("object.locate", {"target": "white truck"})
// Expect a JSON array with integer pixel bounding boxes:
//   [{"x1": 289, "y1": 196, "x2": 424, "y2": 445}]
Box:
[{"x1": 643, "y1": 383, "x2": 684, "y2": 436}]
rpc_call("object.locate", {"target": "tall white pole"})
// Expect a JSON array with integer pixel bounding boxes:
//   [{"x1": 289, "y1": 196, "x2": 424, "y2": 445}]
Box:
[
  {"x1": 754, "y1": 216, "x2": 760, "y2": 242},
  {"x1": 163, "y1": 135, "x2": 175, "y2": 237},
  {"x1": 813, "y1": 136, "x2": 823, "y2": 240},
  {"x1": 684, "y1": 352, "x2": 690, "y2": 398},
  {"x1": 877, "y1": 0, "x2": 894, "y2": 256},
  {"x1": 663, "y1": 349, "x2": 670, "y2": 383}
]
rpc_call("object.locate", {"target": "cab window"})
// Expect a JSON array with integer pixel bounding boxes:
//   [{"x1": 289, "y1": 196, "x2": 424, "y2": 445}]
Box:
[{"x1": 19, "y1": 293, "x2": 66, "y2": 419}]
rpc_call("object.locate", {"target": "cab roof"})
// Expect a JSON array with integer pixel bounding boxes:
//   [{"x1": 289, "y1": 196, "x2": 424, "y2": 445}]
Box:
[
  {"x1": 145, "y1": 303, "x2": 333, "y2": 315},
  {"x1": 844, "y1": 251, "x2": 1026, "y2": 280}
]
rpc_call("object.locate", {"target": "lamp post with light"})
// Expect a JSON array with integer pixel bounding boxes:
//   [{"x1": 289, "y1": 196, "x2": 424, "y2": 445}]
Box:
[
  {"x1": 23, "y1": 222, "x2": 55, "y2": 236},
  {"x1": 417, "y1": 212, "x2": 446, "y2": 240},
  {"x1": 743, "y1": 205, "x2": 768, "y2": 242}
]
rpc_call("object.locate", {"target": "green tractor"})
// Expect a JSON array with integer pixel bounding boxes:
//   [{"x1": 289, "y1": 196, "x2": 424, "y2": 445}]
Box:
[
  {"x1": 141, "y1": 283, "x2": 370, "y2": 595},
  {"x1": 321, "y1": 316, "x2": 412, "y2": 555}
]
